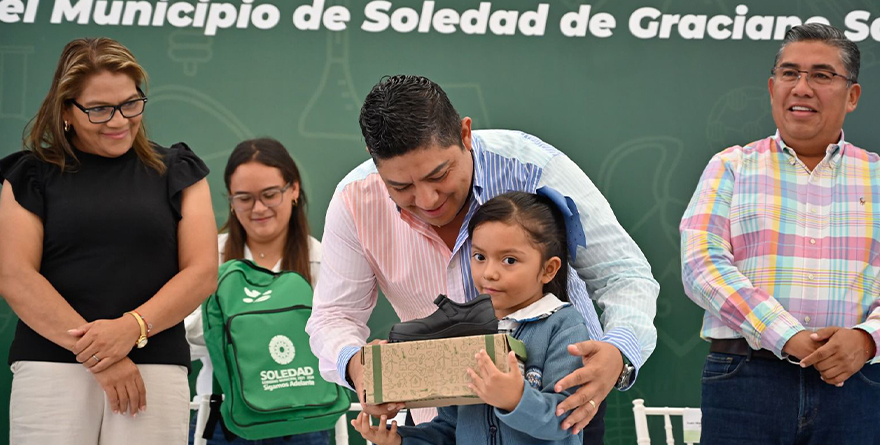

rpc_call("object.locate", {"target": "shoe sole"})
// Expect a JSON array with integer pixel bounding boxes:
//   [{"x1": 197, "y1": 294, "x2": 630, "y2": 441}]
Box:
[{"x1": 387, "y1": 320, "x2": 499, "y2": 343}]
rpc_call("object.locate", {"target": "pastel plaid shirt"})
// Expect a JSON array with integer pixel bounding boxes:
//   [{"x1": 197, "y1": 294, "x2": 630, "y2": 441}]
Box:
[{"x1": 680, "y1": 132, "x2": 880, "y2": 360}]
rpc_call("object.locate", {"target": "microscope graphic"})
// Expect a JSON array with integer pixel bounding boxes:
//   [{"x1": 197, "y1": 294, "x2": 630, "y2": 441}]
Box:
[
  {"x1": 168, "y1": 31, "x2": 214, "y2": 77},
  {"x1": 298, "y1": 0, "x2": 362, "y2": 141}
]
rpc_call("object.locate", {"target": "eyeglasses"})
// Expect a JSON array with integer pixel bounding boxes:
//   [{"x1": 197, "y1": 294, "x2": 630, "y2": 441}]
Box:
[
  {"x1": 771, "y1": 67, "x2": 856, "y2": 87},
  {"x1": 70, "y1": 96, "x2": 148, "y2": 124},
  {"x1": 229, "y1": 183, "x2": 291, "y2": 212}
]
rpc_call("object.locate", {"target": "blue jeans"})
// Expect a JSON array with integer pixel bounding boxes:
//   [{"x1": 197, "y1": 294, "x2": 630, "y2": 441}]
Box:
[
  {"x1": 188, "y1": 414, "x2": 331, "y2": 445},
  {"x1": 701, "y1": 352, "x2": 880, "y2": 445}
]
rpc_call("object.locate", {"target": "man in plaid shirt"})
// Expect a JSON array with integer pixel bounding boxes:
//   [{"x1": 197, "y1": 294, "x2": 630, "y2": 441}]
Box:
[{"x1": 681, "y1": 23, "x2": 880, "y2": 445}]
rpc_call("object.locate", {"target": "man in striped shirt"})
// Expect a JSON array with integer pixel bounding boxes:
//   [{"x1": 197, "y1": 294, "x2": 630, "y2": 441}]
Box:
[
  {"x1": 681, "y1": 24, "x2": 880, "y2": 444},
  {"x1": 305, "y1": 75, "x2": 659, "y2": 444}
]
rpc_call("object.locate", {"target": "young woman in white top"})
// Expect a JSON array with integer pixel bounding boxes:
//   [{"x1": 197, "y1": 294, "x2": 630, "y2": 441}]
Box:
[{"x1": 185, "y1": 138, "x2": 326, "y2": 445}]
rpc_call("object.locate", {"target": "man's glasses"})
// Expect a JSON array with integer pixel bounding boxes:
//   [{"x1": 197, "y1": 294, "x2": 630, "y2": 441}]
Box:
[
  {"x1": 70, "y1": 96, "x2": 148, "y2": 124},
  {"x1": 229, "y1": 183, "x2": 291, "y2": 212},
  {"x1": 771, "y1": 67, "x2": 856, "y2": 87}
]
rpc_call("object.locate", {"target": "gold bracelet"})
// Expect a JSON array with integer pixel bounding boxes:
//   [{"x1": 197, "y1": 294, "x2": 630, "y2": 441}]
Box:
[{"x1": 126, "y1": 311, "x2": 149, "y2": 349}]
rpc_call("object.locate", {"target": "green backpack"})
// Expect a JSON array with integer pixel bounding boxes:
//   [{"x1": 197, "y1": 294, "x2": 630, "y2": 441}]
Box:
[{"x1": 202, "y1": 259, "x2": 349, "y2": 440}]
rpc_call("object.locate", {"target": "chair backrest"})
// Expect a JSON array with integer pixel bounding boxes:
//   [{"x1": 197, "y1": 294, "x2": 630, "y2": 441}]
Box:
[
  {"x1": 191, "y1": 395, "x2": 363, "y2": 445},
  {"x1": 632, "y1": 399, "x2": 701, "y2": 445}
]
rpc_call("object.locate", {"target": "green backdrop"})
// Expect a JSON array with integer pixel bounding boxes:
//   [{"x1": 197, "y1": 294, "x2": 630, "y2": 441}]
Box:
[{"x1": 2, "y1": 0, "x2": 880, "y2": 443}]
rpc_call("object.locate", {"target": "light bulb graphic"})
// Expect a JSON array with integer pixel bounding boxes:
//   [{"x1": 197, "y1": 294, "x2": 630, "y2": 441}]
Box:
[
  {"x1": 0, "y1": 45, "x2": 34, "y2": 120},
  {"x1": 167, "y1": 31, "x2": 214, "y2": 77}
]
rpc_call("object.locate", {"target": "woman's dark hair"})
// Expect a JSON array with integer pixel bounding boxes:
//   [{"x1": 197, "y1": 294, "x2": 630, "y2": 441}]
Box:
[
  {"x1": 467, "y1": 191, "x2": 569, "y2": 301},
  {"x1": 222, "y1": 138, "x2": 312, "y2": 284}
]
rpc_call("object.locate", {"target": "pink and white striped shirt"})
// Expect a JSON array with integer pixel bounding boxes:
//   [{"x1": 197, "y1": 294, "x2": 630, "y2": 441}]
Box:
[{"x1": 307, "y1": 130, "x2": 659, "y2": 422}]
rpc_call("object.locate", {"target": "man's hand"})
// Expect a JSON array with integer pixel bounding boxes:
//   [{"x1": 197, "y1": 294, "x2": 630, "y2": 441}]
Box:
[
  {"x1": 468, "y1": 350, "x2": 524, "y2": 412},
  {"x1": 553, "y1": 341, "x2": 623, "y2": 434},
  {"x1": 351, "y1": 412, "x2": 402, "y2": 445},
  {"x1": 800, "y1": 327, "x2": 874, "y2": 386},
  {"x1": 781, "y1": 330, "x2": 824, "y2": 361},
  {"x1": 348, "y1": 340, "x2": 405, "y2": 417}
]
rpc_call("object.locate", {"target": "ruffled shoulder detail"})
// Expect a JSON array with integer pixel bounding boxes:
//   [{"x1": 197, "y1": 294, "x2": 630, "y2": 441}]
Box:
[
  {"x1": 159, "y1": 142, "x2": 210, "y2": 221},
  {"x1": 0, "y1": 151, "x2": 47, "y2": 220}
]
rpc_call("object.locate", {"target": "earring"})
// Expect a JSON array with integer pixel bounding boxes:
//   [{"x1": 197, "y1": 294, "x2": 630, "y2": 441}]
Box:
[
  {"x1": 231, "y1": 207, "x2": 235, "y2": 214},
  {"x1": 63, "y1": 121, "x2": 70, "y2": 132},
  {"x1": 292, "y1": 198, "x2": 298, "y2": 208}
]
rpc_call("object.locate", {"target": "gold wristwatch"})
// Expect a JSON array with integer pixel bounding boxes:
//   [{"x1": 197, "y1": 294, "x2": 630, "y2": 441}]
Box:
[{"x1": 126, "y1": 311, "x2": 149, "y2": 349}]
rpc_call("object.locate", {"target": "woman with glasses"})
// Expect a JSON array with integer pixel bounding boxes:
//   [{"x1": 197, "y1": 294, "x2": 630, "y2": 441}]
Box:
[
  {"x1": 0, "y1": 38, "x2": 218, "y2": 444},
  {"x1": 185, "y1": 138, "x2": 328, "y2": 445}
]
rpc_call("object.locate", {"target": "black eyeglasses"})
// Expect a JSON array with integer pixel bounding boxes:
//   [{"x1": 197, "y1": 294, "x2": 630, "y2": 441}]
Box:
[
  {"x1": 771, "y1": 67, "x2": 856, "y2": 87},
  {"x1": 70, "y1": 96, "x2": 148, "y2": 124},
  {"x1": 229, "y1": 183, "x2": 292, "y2": 212}
]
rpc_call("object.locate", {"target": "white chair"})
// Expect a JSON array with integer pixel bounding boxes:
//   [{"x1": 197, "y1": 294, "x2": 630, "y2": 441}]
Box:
[
  {"x1": 190, "y1": 397, "x2": 406, "y2": 445},
  {"x1": 632, "y1": 399, "x2": 701, "y2": 445}
]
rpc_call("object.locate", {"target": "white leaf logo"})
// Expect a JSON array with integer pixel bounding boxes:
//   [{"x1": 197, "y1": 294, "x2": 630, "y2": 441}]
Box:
[
  {"x1": 254, "y1": 290, "x2": 272, "y2": 303},
  {"x1": 243, "y1": 287, "x2": 272, "y2": 303}
]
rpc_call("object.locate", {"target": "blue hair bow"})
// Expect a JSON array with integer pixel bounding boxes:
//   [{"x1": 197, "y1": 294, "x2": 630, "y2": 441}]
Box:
[{"x1": 535, "y1": 186, "x2": 587, "y2": 261}]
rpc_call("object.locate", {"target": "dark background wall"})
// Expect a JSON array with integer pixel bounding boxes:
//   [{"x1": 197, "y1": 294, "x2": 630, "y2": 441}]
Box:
[{"x1": 2, "y1": 0, "x2": 880, "y2": 442}]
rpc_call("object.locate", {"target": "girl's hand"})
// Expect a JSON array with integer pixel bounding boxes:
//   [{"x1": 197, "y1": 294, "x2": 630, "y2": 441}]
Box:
[
  {"x1": 351, "y1": 412, "x2": 402, "y2": 445},
  {"x1": 468, "y1": 350, "x2": 524, "y2": 411},
  {"x1": 69, "y1": 315, "x2": 141, "y2": 373}
]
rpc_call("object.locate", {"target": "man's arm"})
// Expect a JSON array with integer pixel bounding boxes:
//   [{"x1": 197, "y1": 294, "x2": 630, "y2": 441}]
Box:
[
  {"x1": 679, "y1": 149, "x2": 805, "y2": 355},
  {"x1": 538, "y1": 152, "x2": 659, "y2": 431},
  {"x1": 539, "y1": 153, "x2": 659, "y2": 374},
  {"x1": 306, "y1": 192, "x2": 378, "y2": 387}
]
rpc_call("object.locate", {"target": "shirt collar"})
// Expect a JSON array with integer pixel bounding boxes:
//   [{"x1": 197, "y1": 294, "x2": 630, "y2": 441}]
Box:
[
  {"x1": 500, "y1": 293, "x2": 569, "y2": 324},
  {"x1": 470, "y1": 134, "x2": 487, "y2": 205},
  {"x1": 774, "y1": 130, "x2": 846, "y2": 167}
]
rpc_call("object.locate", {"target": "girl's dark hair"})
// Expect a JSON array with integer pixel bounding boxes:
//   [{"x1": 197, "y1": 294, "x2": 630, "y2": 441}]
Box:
[
  {"x1": 222, "y1": 138, "x2": 312, "y2": 284},
  {"x1": 467, "y1": 191, "x2": 569, "y2": 301}
]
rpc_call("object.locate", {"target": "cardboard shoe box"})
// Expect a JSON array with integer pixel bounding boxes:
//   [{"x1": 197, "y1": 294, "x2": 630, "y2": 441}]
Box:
[{"x1": 362, "y1": 333, "x2": 527, "y2": 408}]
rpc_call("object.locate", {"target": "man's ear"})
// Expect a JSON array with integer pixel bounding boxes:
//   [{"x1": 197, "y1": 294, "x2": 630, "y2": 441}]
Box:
[
  {"x1": 540, "y1": 256, "x2": 562, "y2": 284},
  {"x1": 846, "y1": 82, "x2": 861, "y2": 113},
  {"x1": 461, "y1": 117, "x2": 473, "y2": 152}
]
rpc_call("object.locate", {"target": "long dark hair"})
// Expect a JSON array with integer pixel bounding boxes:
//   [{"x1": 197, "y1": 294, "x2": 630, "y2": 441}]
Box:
[
  {"x1": 467, "y1": 191, "x2": 569, "y2": 301},
  {"x1": 222, "y1": 138, "x2": 312, "y2": 284}
]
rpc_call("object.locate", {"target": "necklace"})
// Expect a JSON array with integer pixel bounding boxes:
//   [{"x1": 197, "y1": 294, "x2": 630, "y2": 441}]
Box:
[{"x1": 259, "y1": 252, "x2": 266, "y2": 258}]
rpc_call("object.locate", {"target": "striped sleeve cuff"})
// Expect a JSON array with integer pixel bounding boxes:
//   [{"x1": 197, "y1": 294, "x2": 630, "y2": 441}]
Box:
[
  {"x1": 855, "y1": 320, "x2": 880, "y2": 363},
  {"x1": 337, "y1": 345, "x2": 361, "y2": 392},
  {"x1": 601, "y1": 327, "x2": 641, "y2": 391}
]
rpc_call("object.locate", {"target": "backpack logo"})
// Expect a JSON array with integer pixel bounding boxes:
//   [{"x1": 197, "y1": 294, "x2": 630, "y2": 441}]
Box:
[
  {"x1": 243, "y1": 287, "x2": 272, "y2": 303},
  {"x1": 269, "y1": 335, "x2": 295, "y2": 365}
]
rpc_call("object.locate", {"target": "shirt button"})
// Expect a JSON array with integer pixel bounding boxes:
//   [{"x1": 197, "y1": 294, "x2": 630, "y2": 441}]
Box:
[
  {"x1": 489, "y1": 426, "x2": 497, "y2": 434},
  {"x1": 808, "y1": 274, "x2": 815, "y2": 280},
  {"x1": 810, "y1": 239, "x2": 816, "y2": 244},
  {"x1": 810, "y1": 207, "x2": 817, "y2": 214},
  {"x1": 804, "y1": 316, "x2": 811, "y2": 323}
]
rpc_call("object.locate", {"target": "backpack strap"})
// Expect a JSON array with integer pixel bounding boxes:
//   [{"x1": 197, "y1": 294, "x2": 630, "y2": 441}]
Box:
[{"x1": 203, "y1": 377, "x2": 238, "y2": 441}]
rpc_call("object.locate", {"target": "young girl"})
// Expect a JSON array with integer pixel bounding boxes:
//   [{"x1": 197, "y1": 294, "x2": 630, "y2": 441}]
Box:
[{"x1": 352, "y1": 191, "x2": 590, "y2": 445}]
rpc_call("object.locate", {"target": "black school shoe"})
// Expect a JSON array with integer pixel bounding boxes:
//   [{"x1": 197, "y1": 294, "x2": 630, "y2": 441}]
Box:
[{"x1": 388, "y1": 294, "x2": 499, "y2": 342}]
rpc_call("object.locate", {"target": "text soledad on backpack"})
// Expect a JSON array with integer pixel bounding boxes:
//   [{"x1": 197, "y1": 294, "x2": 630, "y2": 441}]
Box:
[{"x1": 202, "y1": 259, "x2": 349, "y2": 440}]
